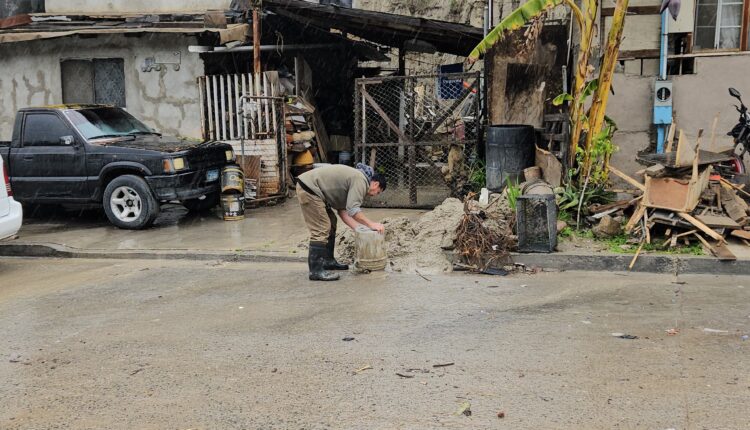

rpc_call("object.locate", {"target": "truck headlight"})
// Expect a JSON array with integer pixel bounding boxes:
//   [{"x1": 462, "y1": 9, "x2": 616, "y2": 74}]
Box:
[
  {"x1": 163, "y1": 157, "x2": 187, "y2": 173},
  {"x1": 225, "y1": 150, "x2": 235, "y2": 161}
]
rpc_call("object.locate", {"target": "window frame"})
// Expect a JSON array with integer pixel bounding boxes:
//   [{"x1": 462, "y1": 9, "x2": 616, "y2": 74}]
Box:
[
  {"x1": 21, "y1": 112, "x2": 75, "y2": 148},
  {"x1": 693, "y1": 0, "x2": 750, "y2": 51},
  {"x1": 60, "y1": 57, "x2": 127, "y2": 108}
]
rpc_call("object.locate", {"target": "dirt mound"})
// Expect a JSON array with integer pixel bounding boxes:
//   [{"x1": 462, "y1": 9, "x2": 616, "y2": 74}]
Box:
[{"x1": 336, "y1": 198, "x2": 465, "y2": 274}]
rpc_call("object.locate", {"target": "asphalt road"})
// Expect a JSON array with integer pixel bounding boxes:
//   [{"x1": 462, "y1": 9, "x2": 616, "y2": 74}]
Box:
[{"x1": 1, "y1": 258, "x2": 748, "y2": 429}]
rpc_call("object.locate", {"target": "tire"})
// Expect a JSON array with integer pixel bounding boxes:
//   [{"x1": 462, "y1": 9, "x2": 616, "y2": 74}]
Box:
[
  {"x1": 182, "y1": 192, "x2": 219, "y2": 212},
  {"x1": 102, "y1": 175, "x2": 160, "y2": 230}
]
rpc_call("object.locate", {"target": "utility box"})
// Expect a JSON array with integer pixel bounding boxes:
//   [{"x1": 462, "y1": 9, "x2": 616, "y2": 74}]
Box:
[{"x1": 654, "y1": 80, "x2": 673, "y2": 125}]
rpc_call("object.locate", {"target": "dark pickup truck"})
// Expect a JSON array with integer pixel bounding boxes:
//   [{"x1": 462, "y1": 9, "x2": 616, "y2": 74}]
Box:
[{"x1": 0, "y1": 105, "x2": 234, "y2": 229}]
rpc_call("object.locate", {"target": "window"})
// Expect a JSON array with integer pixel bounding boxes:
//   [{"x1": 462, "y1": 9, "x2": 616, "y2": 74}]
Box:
[
  {"x1": 694, "y1": 0, "x2": 745, "y2": 50},
  {"x1": 61, "y1": 59, "x2": 126, "y2": 107},
  {"x1": 22, "y1": 114, "x2": 72, "y2": 147}
]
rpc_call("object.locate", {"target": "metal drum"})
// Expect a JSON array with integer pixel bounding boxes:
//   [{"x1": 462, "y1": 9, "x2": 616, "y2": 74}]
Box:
[
  {"x1": 221, "y1": 164, "x2": 244, "y2": 194},
  {"x1": 355, "y1": 226, "x2": 387, "y2": 271},
  {"x1": 221, "y1": 194, "x2": 245, "y2": 221}
]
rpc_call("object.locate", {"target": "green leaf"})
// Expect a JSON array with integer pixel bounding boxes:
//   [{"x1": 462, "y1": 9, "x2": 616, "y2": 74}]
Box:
[
  {"x1": 578, "y1": 79, "x2": 599, "y2": 103},
  {"x1": 468, "y1": 0, "x2": 565, "y2": 61},
  {"x1": 553, "y1": 93, "x2": 573, "y2": 106}
]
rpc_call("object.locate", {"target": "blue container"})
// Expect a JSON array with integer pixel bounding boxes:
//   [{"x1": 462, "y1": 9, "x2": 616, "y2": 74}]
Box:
[{"x1": 338, "y1": 151, "x2": 352, "y2": 165}]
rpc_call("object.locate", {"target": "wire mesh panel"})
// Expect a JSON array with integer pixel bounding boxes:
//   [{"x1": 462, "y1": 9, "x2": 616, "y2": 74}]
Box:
[{"x1": 354, "y1": 72, "x2": 481, "y2": 208}]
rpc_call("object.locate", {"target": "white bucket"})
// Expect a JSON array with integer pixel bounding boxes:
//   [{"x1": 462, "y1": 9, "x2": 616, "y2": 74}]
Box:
[{"x1": 354, "y1": 226, "x2": 387, "y2": 271}]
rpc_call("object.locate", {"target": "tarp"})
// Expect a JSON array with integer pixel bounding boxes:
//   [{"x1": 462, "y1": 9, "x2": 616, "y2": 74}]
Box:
[{"x1": 0, "y1": 23, "x2": 248, "y2": 44}]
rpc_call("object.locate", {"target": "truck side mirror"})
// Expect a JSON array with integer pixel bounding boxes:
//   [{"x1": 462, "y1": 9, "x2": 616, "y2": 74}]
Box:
[{"x1": 60, "y1": 135, "x2": 75, "y2": 146}]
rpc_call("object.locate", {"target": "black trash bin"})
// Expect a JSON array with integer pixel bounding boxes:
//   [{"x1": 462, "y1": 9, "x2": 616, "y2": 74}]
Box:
[{"x1": 485, "y1": 125, "x2": 536, "y2": 191}]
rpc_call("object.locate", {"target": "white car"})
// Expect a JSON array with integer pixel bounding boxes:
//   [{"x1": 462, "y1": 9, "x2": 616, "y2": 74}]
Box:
[{"x1": 0, "y1": 156, "x2": 22, "y2": 240}]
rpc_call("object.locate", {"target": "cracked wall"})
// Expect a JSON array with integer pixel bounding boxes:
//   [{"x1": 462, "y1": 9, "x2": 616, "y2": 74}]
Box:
[{"x1": 0, "y1": 33, "x2": 204, "y2": 140}]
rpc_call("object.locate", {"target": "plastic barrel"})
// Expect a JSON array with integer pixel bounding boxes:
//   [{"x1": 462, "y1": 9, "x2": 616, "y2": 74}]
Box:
[
  {"x1": 221, "y1": 194, "x2": 245, "y2": 221},
  {"x1": 355, "y1": 226, "x2": 387, "y2": 271},
  {"x1": 338, "y1": 151, "x2": 352, "y2": 165},
  {"x1": 485, "y1": 125, "x2": 536, "y2": 191},
  {"x1": 221, "y1": 164, "x2": 245, "y2": 194}
]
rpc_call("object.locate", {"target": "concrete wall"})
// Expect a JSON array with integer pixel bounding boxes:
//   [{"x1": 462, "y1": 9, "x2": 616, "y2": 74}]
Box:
[
  {"x1": 0, "y1": 33, "x2": 204, "y2": 140},
  {"x1": 45, "y1": 0, "x2": 230, "y2": 14},
  {"x1": 607, "y1": 55, "x2": 750, "y2": 178},
  {"x1": 1, "y1": 0, "x2": 43, "y2": 19}
]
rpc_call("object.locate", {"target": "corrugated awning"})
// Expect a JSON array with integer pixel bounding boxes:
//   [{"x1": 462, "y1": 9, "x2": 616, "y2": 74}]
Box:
[
  {"x1": 0, "y1": 23, "x2": 248, "y2": 44},
  {"x1": 262, "y1": 0, "x2": 483, "y2": 56}
]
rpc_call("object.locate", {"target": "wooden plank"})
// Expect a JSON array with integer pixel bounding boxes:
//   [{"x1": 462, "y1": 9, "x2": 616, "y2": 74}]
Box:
[
  {"x1": 720, "y1": 178, "x2": 750, "y2": 199},
  {"x1": 629, "y1": 242, "x2": 645, "y2": 270},
  {"x1": 678, "y1": 212, "x2": 725, "y2": 242},
  {"x1": 625, "y1": 203, "x2": 646, "y2": 233},
  {"x1": 227, "y1": 75, "x2": 236, "y2": 140},
  {"x1": 361, "y1": 88, "x2": 412, "y2": 144},
  {"x1": 696, "y1": 214, "x2": 741, "y2": 229},
  {"x1": 221, "y1": 75, "x2": 228, "y2": 140},
  {"x1": 731, "y1": 229, "x2": 750, "y2": 240},
  {"x1": 212, "y1": 76, "x2": 220, "y2": 141},
  {"x1": 665, "y1": 122, "x2": 676, "y2": 152},
  {"x1": 610, "y1": 165, "x2": 646, "y2": 192},
  {"x1": 234, "y1": 74, "x2": 241, "y2": 139},
  {"x1": 693, "y1": 233, "x2": 737, "y2": 261}
]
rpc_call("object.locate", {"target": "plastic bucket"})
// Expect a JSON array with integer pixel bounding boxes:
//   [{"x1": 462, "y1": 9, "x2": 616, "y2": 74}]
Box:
[
  {"x1": 355, "y1": 226, "x2": 387, "y2": 271},
  {"x1": 221, "y1": 194, "x2": 245, "y2": 221},
  {"x1": 221, "y1": 164, "x2": 244, "y2": 194},
  {"x1": 485, "y1": 125, "x2": 536, "y2": 191}
]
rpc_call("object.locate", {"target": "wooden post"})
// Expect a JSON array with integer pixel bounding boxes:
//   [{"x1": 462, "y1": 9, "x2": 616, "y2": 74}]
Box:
[{"x1": 252, "y1": 7, "x2": 261, "y2": 76}]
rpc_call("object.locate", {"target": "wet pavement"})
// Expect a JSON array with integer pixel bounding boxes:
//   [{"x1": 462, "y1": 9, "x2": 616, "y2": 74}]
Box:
[
  {"x1": 0, "y1": 258, "x2": 748, "y2": 429},
  {"x1": 15, "y1": 199, "x2": 423, "y2": 253}
]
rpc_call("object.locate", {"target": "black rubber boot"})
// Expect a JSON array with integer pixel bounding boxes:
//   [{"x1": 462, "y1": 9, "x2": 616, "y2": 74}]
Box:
[
  {"x1": 324, "y1": 235, "x2": 349, "y2": 271},
  {"x1": 309, "y1": 242, "x2": 340, "y2": 281}
]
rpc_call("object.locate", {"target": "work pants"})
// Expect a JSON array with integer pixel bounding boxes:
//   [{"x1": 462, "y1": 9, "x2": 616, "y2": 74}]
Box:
[{"x1": 297, "y1": 183, "x2": 337, "y2": 243}]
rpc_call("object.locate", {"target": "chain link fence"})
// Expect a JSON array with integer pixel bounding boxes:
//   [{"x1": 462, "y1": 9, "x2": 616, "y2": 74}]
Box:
[{"x1": 354, "y1": 72, "x2": 481, "y2": 208}]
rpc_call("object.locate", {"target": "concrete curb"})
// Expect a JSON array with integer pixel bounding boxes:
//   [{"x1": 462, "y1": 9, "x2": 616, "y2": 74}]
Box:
[
  {"x1": 1, "y1": 242, "x2": 747, "y2": 275},
  {"x1": 0, "y1": 242, "x2": 307, "y2": 264}
]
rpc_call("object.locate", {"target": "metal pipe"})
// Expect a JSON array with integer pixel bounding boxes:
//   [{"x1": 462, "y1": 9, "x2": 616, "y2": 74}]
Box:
[
  {"x1": 656, "y1": 11, "x2": 669, "y2": 153},
  {"x1": 483, "y1": 5, "x2": 489, "y2": 37},
  {"x1": 659, "y1": 11, "x2": 668, "y2": 80}
]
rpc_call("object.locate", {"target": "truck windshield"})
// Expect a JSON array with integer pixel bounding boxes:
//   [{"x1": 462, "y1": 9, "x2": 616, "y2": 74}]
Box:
[{"x1": 64, "y1": 108, "x2": 158, "y2": 140}]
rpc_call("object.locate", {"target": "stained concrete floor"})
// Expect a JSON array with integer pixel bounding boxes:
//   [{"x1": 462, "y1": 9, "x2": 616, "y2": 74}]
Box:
[
  {"x1": 1, "y1": 258, "x2": 748, "y2": 429},
  {"x1": 15, "y1": 200, "x2": 423, "y2": 253}
]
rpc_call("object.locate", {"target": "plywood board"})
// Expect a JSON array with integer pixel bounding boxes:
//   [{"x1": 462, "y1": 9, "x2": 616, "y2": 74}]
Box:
[{"x1": 695, "y1": 214, "x2": 741, "y2": 229}]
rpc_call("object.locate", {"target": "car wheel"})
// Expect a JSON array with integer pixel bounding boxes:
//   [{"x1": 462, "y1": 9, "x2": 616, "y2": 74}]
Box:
[
  {"x1": 103, "y1": 175, "x2": 159, "y2": 230},
  {"x1": 182, "y1": 192, "x2": 219, "y2": 212}
]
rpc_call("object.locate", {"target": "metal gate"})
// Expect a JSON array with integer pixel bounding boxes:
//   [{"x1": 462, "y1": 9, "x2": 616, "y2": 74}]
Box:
[{"x1": 354, "y1": 72, "x2": 481, "y2": 208}]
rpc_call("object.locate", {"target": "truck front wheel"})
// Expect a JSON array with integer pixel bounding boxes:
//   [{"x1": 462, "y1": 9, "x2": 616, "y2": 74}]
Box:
[{"x1": 103, "y1": 175, "x2": 160, "y2": 229}]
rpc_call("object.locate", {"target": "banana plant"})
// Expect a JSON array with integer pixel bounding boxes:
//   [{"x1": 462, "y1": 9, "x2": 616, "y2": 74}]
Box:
[
  {"x1": 468, "y1": 0, "x2": 630, "y2": 190},
  {"x1": 467, "y1": 0, "x2": 583, "y2": 63}
]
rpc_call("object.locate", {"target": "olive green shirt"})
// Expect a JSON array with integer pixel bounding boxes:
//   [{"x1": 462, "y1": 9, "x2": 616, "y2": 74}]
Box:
[{"x1": 298, "y1": 165, "x2": 369, "y2": 216}]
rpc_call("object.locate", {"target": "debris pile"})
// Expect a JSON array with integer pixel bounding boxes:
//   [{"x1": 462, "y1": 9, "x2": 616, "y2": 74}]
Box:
[
  {"x1": 336, "y1": 198, "x2": 465, "y2": 273},
  {"x1": 454, "y1": 193, "x2": 517, "y2": 270},
  {"x1": 611, "y1": 128, "x2": 750, "y2": 261},
  {"x1": 334, "y1": 194, "x2": 517, "y2": 273}
]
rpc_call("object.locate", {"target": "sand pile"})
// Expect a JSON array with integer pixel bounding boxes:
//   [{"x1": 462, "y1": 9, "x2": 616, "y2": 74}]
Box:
[{"x1": 336, "y1": 198, "x2": 465, "y2": 274}]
